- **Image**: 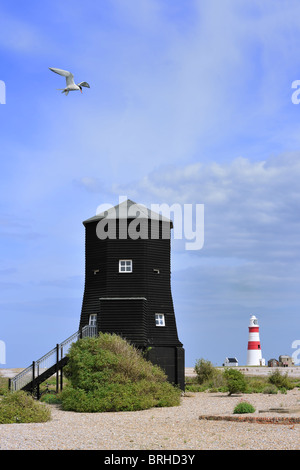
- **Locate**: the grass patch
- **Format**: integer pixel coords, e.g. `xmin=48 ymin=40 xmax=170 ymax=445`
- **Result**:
xmin=0 ymin=376 xmax=8 ymax=395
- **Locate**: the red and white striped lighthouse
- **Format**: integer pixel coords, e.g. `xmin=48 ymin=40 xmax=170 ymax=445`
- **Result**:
xmin=246 ymin=315 xmax=262 ymax=366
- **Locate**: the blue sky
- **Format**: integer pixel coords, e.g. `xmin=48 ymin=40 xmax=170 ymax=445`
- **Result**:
xmin=1 ymin=0 xmax=300 ymax=368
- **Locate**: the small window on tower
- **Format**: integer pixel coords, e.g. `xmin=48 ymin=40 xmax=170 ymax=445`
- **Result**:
xmin=119 ymin=260 xmax=133 ymax=273
xmin=89 ymin=314 xmax=97 ymax=326
xmin=155 ymin=313 xmax=165 ymax=327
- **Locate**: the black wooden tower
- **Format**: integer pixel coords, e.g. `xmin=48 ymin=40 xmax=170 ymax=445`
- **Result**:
xmin=79 ymin=199 xmax=185 ymax=389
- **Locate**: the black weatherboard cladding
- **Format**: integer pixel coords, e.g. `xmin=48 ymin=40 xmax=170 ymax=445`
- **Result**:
xmin=79 ymin=200 xmax=185 ymax=389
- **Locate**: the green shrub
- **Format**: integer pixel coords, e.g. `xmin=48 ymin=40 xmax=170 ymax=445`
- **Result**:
xmin=193 ymin=359 xmax=227 ymax=392
xmin=60 ymin=333 xmax=181 ymax=412
xmin=245 ymin=376 xmax=268 ymax=393
xmin=262 ymin=384 xmax=278 ymax=394
xmin=209 ymin=369 xmax=227 ymax=390
xmin=268 ymin=370 xmax=293 ymax=390
xmin=233 ymin=401 xmax=255 ymax=414
xmin=194 ymin=358 xmax=215 ymax=384
xmin=224 ymin=368 xmax=247 ymax=395
xmin=0 ymin=391 xmax=51 ymax=423
xmin=40 ymin=393 xmax=62 ymax=404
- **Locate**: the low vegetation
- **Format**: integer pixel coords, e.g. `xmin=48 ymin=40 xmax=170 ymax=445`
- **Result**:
xmin=191 ymin=359 xmax=227 ymax=392
xmin=267 ymin=370 xmax=294 ymax=392
xmin=0 ymin=377 xmax=7 ymax=395
xmin=233 ymin=401 xmax=256 ymax=414
xmin=60 ymin=333 xmax=181 ymax=412
xmin=0 ymin=351 xmax=298 ymax=422
xmin=224 ymin=368 xmax=247 ymax=395
xmin=0 ymin=391 xmax=51 ymax=424
xmin=186 ymin=358 xmax=300 ymax=395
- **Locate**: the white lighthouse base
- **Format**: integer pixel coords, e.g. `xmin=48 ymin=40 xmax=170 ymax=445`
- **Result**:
xmin=247 ymin=350 xmax=262 ymax=366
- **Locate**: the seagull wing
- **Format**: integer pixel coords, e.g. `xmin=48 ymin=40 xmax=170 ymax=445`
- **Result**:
xmin=49 ymin=67 xmax=75 ymax=87
xmin=77 ymin=81 xmax=90 ymax=88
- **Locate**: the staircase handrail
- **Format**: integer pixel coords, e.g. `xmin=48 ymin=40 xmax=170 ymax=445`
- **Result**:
xmin=9 ymin=324 xmax=97 ymax=392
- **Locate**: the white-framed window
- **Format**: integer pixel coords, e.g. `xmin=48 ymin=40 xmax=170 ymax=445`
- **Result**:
xmin=89 ymin=314 xmax=97 ymax=326
xmin=155 ymin=313 xmax=165 ymax=327
xmin=119 ymin=259 xmax=133 ymax=273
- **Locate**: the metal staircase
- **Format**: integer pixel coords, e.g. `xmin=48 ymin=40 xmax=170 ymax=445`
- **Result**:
xmin=9 ymin=325 xmax=97 ymax=398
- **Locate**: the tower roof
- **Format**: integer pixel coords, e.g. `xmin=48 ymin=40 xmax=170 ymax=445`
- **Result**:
xmin=83 ymin=199 xmax=173 ymax=227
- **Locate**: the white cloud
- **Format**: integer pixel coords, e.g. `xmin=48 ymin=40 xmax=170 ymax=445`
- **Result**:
xmin=111 ymin=152 xmax=300 ymax=266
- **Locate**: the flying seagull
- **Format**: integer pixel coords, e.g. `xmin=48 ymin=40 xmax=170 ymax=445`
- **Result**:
xmin=49 ymin=67 xmax=90 ymax=95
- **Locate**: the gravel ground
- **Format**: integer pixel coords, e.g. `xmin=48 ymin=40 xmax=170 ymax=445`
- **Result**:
xmin=0 ymin=390 xmax=299 ymax=451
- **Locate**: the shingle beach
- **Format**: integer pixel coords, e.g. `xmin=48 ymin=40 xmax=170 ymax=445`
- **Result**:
xmin=0 ymin=388 xmax=299 ymax=450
